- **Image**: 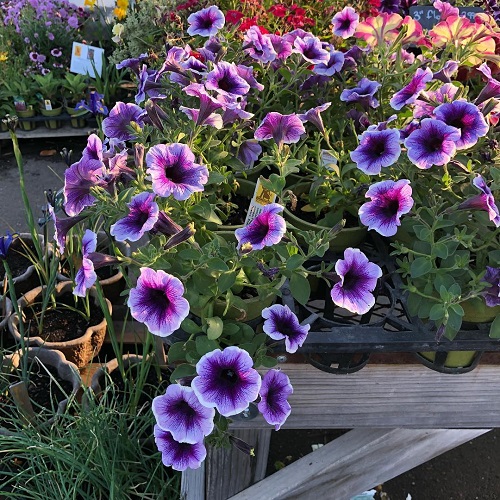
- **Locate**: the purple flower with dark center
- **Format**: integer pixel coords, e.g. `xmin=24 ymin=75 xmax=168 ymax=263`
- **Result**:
xmin=350 ymin=128 xmax=401 ymax=175
xmin=63 ymin=157 xmax=107 ymax=216
xmin=475 ymin=63 xmax=500 ymax=106
xmin=340 ymin=78 xmax=381 ymax=110
xmin=116 ymin=53 xmax=149 ymax=75
xmin=298 ymin=103 xmax=331 ymax=136
xmin=458 ymin=175 xmax=500 ymax=227
xmin=191 ymin=347 xmax=262 ymax=417
xmin=183 ymin=82 xmax=224 ymax=126
xmin=110 ymin=192 xmax=159 ymax=242
xmin=313 ymin=48 xmax=345 ymax=76
xmin=413 ymin=83 xmax=459 ymax=119
xmin=262 ymin=304 xmax=310 ymax=353
xmin=0 ymin=231 xmax=15 ymax=259
xmin=254 ymin=112 xmax=305 ymax=149
xmin=258 ymin=369 xmax=293 ymax=430
xmin=237 ymin=140 xmax=262 ymax=169
xmin=152 ymin=385 xmax=215 ymax=444
xmin=205 ymin=62 xmax=250 ymax=98
xmin=128 ymin=267 xmax=190 ymax=337
xmin=268 ymin=34 xmax=293 ymax=60
xmin=331 ymin=7 xmax=359 ymax=38
xmin=102 ymin=102 xmax=145 ymax=142
xmin=187 ymin=6 xmax=225 ymax=37
xmin=358 ymin=180 xmax=414 ymax=237
xmin=29 ymin=51 xmax=39 ymax=62
xmin=74 ymin=230 xmax=98 ymax=297
xmin=434 ymin=101 xmax=489 ymax=150
xmin=146 ymin=143 xmax=209 ymax=200
xmin=154 ymin=426 xmax=206 ymax=471
xmin=243 ymin=26 xmax=277 ymax=63
xmin=179 ymin=107 xmax=223 ymax=129
xmin=51 ymin=48 xmax=62 ymax=57
xmin=482 ymin=267 xmax=500 ymax=307
xmin=390 ymin=67 xmax=433 ymax=110
xmin=293 ymin=35 xmax=330 ymax=65
xmin=404 ymin=118 xmax=460 ymax=169
xmin=235 ymin=203 xmax=286 ymax=251
xmin=330 ymin=247 xmax=382 ymax=315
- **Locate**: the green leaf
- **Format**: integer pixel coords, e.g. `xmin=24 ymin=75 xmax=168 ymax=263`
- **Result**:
xmin=429 ymin=304 xmax=445 ymax=321
xmin=259 ymin=174 xmax=285 ymax=195
xmin=167 ymin=342 xmax=187 ymax=363
xmin=178 ymin=248 xmax=200 ymax=260
xmin=406 ymin=292 xmax=422 ymax=317
xmin=206 ymin=258 xmax=229 ymax=272
xmin=257 ymin=355 xmax=278 ymax=368
xmin=489 ymin=315 xmax=500 ymax=338
xmin=206 ymin=316 xmax=224 ymax=340
xmin=218 ymin=271 xmax=237 ymax=293
xmin=286 ymin=254 xmax=305 ymax=270
xmin=447 ymin=307 xmax=463 ymax=332
xmin=195 ymin=336 xmax=219 ymax=356
xmin=289 ymin=273 xmax=311 ymax=305
xmin=410 ymin=257 xmax=432 ymax=278
xmin=223 ymin=322 xmax=240 ymax=335
xmin=169 ymin=363 xmax=196 ymax=383
xmin=181 ymin=318 xmax=202 ymax=335
xmin=433 ymin=242 xmax=448 ymax=259
xmin=191 ymin=199 xmax=223 ymax=224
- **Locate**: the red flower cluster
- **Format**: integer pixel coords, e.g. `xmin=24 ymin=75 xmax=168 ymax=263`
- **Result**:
xmin=176 ymin=0 xmax=198 ymax=12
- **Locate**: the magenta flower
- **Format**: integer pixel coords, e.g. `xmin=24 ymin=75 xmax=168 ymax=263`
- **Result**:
xmin=350 ymin=128 xmax=401 ymax=175
xmin=258 ymin=369 xmax=293 ymax=430
xmin=152 ymin=385 xmax=215 ymax=444
xmin=268 ymin=34 xmax=293 ymax=60
xmin=458 ymin=175 xmax=500 ymax=227
xmin=298 ymin=103 xmax=331 ymax=136
xmin=187 ymin=6 xmax=225 ymax=37
xmin=146 ymin=143 xmax=209 ymax=200
xmin=191 ymin=347 xmax=262 ymax=417
xmin=340 ymin=78 xmax=381 ymax=110
xmin=154 ymin=426 xmax=207 ymax=471
xmin=128 ymin=268 xmax=190 ymax=337
xmin=73 ymin=230 xmax=98 ymax=297
xmin=102 ymin=102 xmax=145 ymax=142
xmin=434 ymin=101 xmax=489 ymax=150
xmin=293 ymin=35 xmax=330 ymax=65
xmin=390 ymin=68 xmax=433 ymax=110
xmin=331 ymin=7 xmax=359 ymax=38
xmin=262 ymin=304 xmax=310 ymax=353
xmin=330 ymin=248 xmax=382 ymax=315
xmin=404 ymin=118 xmax=460 ymax=169
xmin=110 ymin=192 xmax=159 ymax=242
xmin=183 ymin=82 xmax=223 ymax=126
xmin=358 ymin=180 xmax=414 ymax=237
xmin=205 ymin=62 xmax=250 ymax=98
xmin=482 ymin=267 xmax=500 ymax=307
xmin=254 ymin=112 xmax=305 ymax=149
xmin=235 ymin=203 xmax=286 ymax=251
xmin=179 ymin=107 xmax=223 ymax=129
xmin=243 ymin=26 xmax=277 ymax=63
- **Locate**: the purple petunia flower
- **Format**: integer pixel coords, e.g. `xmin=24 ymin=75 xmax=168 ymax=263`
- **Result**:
xmin=154 ymin=426 xmax=206 ymax=471
xmin=146 ymin=143 xmax=209 ymax=200
xmin=298 ymin=103 xmax=331 ymax=136
xmin=128 ymin=267 xmax=190 ymax=337
xmin=413 ymin=83 xmax=459 ymax=119
xmin=237 ymin=140 xmax=262 ymax=169
xmin=110 ymin=192 xmax=159 ymax=242
xmin=50 ymin=48 xmax=62 ymax=57
xmin=254 ymin=112 xmax=305 ymax=149
xmin=235 ymin=203 xmax=286 ymax=251
xmin=262 ymin=304 xmax=310 ymax=353
xmin=350 ymin=128 xmax=401 ymax=175
xmin=268 ymin=34 xmax=293 ymax=60
xmin=258 ymin=369 xmax=293 ymax=431
xmin=313 ymin=48 xmax=345 ymax=76
xmin=482 ymin=267 xmax=500 ymax=307
xmin=0 ymin=231 xmax=15 ymax=259
xmin=293 ymin=35 xmax=330 ymax=65
xmin=358 ymin=180 xmax=414 ymax=237
xmin=152 ymin=385 xmax=215 ymax=444
xmin=50 ymin=207 xmax=86 ymax=254
xmin=179 ymin=107 xmax=223 ymax=129
xmin=205 ymin=62 xmax=250 ymax=98
xmin=390 ymin=67 xmax=433 ymax=110
xmin=330 ymin=247 xmax=382 ymax=315
xmin=183 ymin=82 xmax=224 ymax=126
xmin=340 ymin=78 xmax=381 ymax=110
xmin=102 ymin=102 xmax=145 ymax=142
xmin=458 ymin=175 xmax=500 ymax=227
xmin=433 ymin=60 xmax=459 ymax=83
xmin=404 ymin=118 xmax=460 ymax=169
xmin=331 ymin=7 xmax=359 ymax=38
xmin=475 ymin=63 xmax=500 ymax=106
xmin=116 ymin=53 xmax=149 ymax=75
xmin=74 ymin=230 xmax=98 ymax=297
xmin=235 ymin=65 xmax=264 ymax=91
xmin=243 ymin=26 xmax=277 ymax=63
xmin=191 ymin=347 xmax=261 ymax=417
xmin=434 ymin=101 xmax=489 ymax=150
xmin=187 ymin=6 xmax=225 ymax=37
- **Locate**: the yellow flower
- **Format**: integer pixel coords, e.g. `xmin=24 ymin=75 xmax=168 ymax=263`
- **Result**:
xmin=116 ymin=0 xmax=128 ymax=8
xmin=0 ymin=52 xmax=8 ymax=62
xmin=84 ymin=0 xmax=96 ymax=9
xmin=113 ymin=7 xmax=127 ymax=20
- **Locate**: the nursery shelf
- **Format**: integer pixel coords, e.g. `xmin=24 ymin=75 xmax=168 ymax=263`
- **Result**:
xmin=0 ymin=123 xmax=94 ymax=140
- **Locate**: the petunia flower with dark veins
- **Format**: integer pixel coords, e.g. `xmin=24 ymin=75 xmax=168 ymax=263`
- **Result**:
xmin=340 ymin=78 xmax=381 ymax=110
xmin=390 ymin=67 xmax=433 ymax=110
xmin=243 ymin=26 xmax=277 ymax=63
xmin=73 ymin=229 xmax=98 ymax=297
xmin=110 ymin=192 xmax=159 ymax=242
xmin=330 ymin=247 xmax=382 ymax=315
xmin=187 ymin=6 xmax=225 ymax=37
xmin=358 ymin=179 xmax=414 ymax=237
xmin=152 ymin=385 xmax=215 ymax=444
xmin=331 ymin=7 xmax=359 ymax=38
xmin=128 ymin=267 xmax=190 ymax=337
xmin=192 ymin=347 xmax=261 ymax=417
xmin=298 ymin=102 xmax=331 ymax=136
xmin=458 ymin=175 xmax=500 ymax=227
xmin=482 ymin=267 xmax=500 ymax=307
xmin=254 ymin=112 xmax=305 ymax=149
xmin=257 ymin=369 xmax=293 ymax=430
xmin=102 ymin=102 xmax=145 ymax=142
xmin=146 ymin=143 xmax=209 ymax=201
xmin=262 ymin=304 xmax=310 ymax=353
xmin=205 ymin=62 xmax=250 ymax=99
xmin=292 ymin=35 xmax=330 ymax=65
xmin=313 ymin=47 xmax=345 ymax=76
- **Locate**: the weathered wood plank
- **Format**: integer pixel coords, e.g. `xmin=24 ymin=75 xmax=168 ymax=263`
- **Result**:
xmin=229 ymin=364 xmax=500 ymax=429
xmin=181 ymin=463 xmax=205 ymax=500
xmin=230 ymin=428 xmax=490 ymax=500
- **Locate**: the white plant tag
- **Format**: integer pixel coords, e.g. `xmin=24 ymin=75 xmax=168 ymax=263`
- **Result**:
xmin=44 ymin=99 xmax=52 ymax=111
xmin=244 ymin=177 xmax=277 ymax=226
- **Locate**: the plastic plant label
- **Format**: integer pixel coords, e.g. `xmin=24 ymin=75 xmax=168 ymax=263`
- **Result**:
xmin=44 ymin=99 xmax=52 ymax=111
xmin=244 ymin=177 xmax=277 ymax=226
xmin=349 ymin=490 xmax=377 ymax=500
xmin=70 ymin=42 xmax=104 ymax=78
xmin=13 ymin=97 xmax=26 ymax=111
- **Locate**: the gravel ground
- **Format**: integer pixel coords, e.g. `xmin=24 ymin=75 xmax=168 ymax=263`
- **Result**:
xmin=1 ymin=135 xmax=500 ymax=500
